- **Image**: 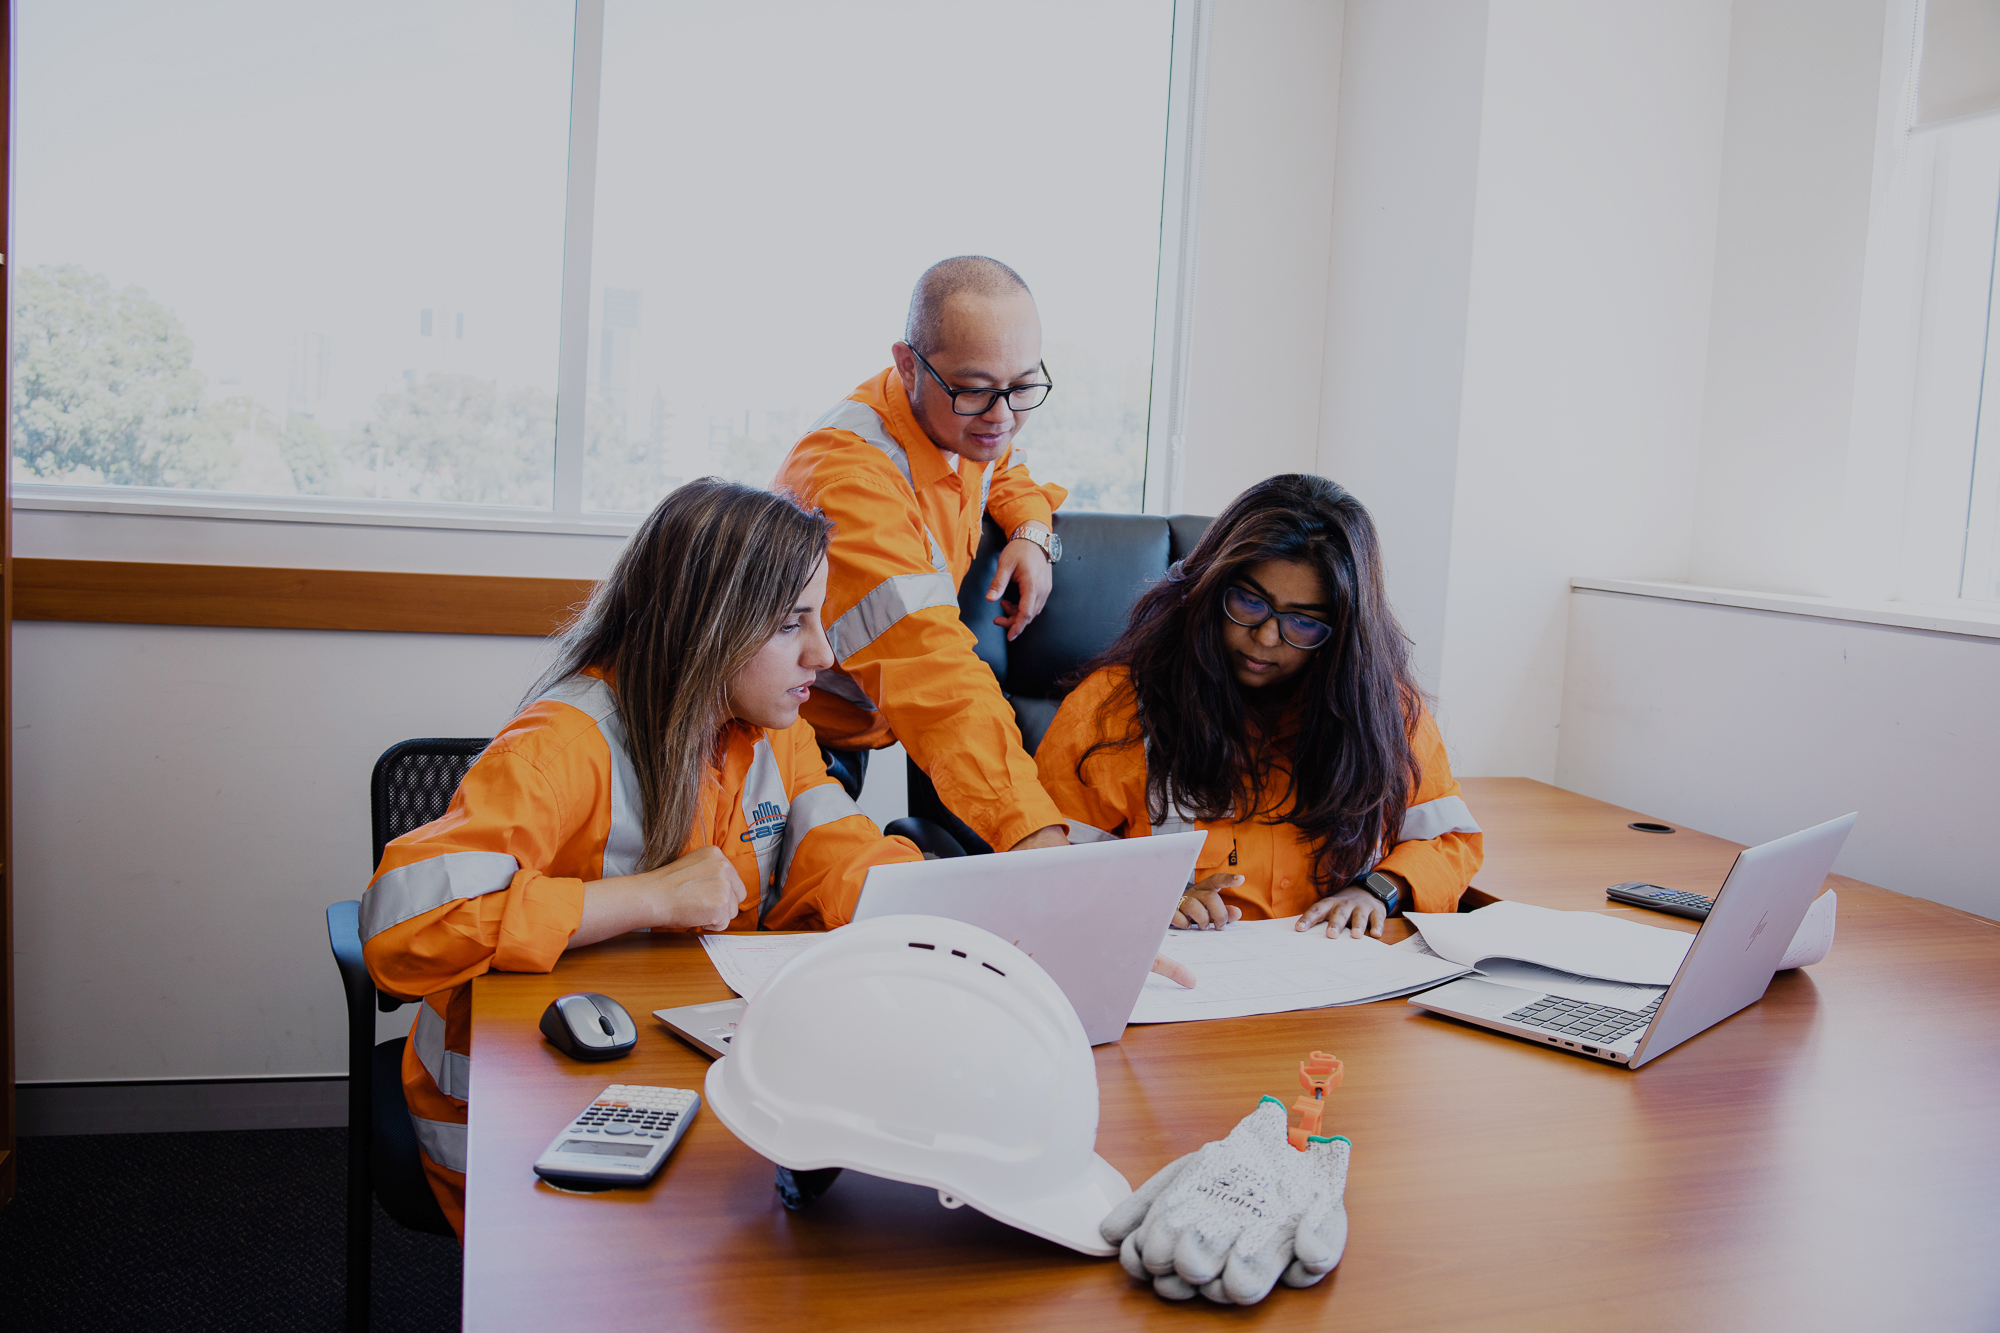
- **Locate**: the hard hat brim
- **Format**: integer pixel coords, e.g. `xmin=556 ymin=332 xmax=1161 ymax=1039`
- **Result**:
xmin=966 ymin=1150 xmax=1130 ymax=1257
xmin=705 ymin=1057 xmax=1130 ymax=1257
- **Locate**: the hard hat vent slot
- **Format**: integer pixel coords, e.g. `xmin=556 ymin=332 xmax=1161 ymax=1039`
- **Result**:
xmin=908 ymin=942 xmax=935 ymax=950
xmin=982 ymin=962 xmax=1006 ymax=976
xmin=951 ymin=949 xmax=967 ymax=957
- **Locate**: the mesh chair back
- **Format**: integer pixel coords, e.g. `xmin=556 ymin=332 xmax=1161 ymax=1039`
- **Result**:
xmin=907 ymin=512 xmax=1212 ymax=852
xmin=957 ymin=512 xmax=1213 ymax=753
xmin=370 ymin=738 xmax=490 ymax=873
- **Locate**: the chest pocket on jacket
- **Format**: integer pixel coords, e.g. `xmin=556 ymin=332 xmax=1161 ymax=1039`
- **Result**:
xmin=738 ymin=739 xmax=790 ymax=890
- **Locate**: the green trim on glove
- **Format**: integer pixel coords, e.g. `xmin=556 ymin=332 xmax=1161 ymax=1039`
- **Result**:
xmin=1260 ymin=1095 xmax=1352 ymax=1146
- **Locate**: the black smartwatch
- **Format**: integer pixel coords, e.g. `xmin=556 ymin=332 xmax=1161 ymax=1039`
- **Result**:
xmin=1356 ymin=870 xmax=1402 ymax=916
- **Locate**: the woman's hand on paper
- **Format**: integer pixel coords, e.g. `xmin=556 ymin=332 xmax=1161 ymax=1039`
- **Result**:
xmin=1150 ymin=954 xmax=1197 ymax=988
xmin=1300 ymin=886 xmax=1386 ymax=939
xmin=1173 ymin=874 xmax=1245 ymax=931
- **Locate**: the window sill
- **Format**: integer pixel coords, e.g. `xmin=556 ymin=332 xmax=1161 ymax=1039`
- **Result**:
xmin=10 ymin=485 xmax=643 ymax=539
xmin=1569 ymin=577 xmax=2000 ymax=641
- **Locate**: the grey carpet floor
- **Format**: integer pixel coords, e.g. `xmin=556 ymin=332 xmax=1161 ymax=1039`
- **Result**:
xmin=0 ymin=1128 xmax=460 ymax=1331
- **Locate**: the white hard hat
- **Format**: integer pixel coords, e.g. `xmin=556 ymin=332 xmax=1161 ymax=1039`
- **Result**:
xmin=704 ymin=913 xmax=1130 ymax=1256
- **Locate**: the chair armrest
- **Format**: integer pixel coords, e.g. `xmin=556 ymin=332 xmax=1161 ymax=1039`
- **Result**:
xmin=884 ymin=817 xmax=968 ymax=859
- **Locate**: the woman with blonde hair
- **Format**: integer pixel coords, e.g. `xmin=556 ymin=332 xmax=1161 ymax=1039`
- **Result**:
xmin=361 ymin=478 xmax=923 ymax=1233
xmin=1037 ymin=474 xmax=1481 ymax=937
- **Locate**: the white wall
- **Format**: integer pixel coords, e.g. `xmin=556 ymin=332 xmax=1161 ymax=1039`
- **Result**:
xmin=1689 ymin=0 xmax=1907 ymax=597
xmin=1175 ymin=0 xmax=1346 ymax=510
xmin=1315 ymin=0 xmax=1491 ymax=692
xmin=11 ymin=620 xmax=555 ymax=1081
xmin=1430 ymin=0 xmax=1733 ymax=778
xmin=1319 ymin=0 xmax=1733 ymax=776
xmin=1556 ymin=588 xmax=2000 ymax=920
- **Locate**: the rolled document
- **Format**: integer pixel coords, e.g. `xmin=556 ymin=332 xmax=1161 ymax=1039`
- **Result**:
xmin=1777 ymin=889 xmax=1837 ymax=970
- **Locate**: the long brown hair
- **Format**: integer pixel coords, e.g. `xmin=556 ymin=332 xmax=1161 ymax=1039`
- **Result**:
xmin=533 ymin=479 xmax=833 ymax=870
xmin=1081 ymin=474 xmax=1421 ymax=894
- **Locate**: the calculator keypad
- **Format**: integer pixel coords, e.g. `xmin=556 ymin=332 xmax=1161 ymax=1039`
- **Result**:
xmin=571 ymin=1084 xmax=696 ymax=1141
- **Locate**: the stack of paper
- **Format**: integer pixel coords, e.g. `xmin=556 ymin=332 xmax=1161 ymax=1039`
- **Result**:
xmin=1128 ymin=917 xmax=1471 ymax=1024
xmin=1775 ymin=890 xmax=1837 ymax=969
xmin=1403 ymin=892 xmax=1839 ymax=989
xmin=700 ymin=933 xmax=824 ymax=999
xmin=1394 ymin=934 xmax=1665 ymax=1010
xmin=1403 ymin=900 xmax=1693 ymax=985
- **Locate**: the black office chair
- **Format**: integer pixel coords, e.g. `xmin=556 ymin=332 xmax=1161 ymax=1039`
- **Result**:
xmin=326 ymin=737 xmax=489 ymax=1331
xmin=908 ymin=511 xmax=1212 ymax=853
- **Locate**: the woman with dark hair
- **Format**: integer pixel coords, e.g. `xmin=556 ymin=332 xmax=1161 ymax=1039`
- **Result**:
xmin=361 ymin=479 xmax=924 ymax=1234
xmin=1036 ymin=474 xmax=1481 ymax=937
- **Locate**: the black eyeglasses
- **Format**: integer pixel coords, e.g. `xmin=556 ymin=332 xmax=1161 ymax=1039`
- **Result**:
xmin=906 ymin=344 xmax=1053 ymax=415
xmin=1222 ymin=585 xmax=1333 ymax=651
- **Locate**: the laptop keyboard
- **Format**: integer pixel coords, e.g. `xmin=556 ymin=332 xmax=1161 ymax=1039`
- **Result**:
xmin=1506 ymin=992 xmax=1663 ymax=1043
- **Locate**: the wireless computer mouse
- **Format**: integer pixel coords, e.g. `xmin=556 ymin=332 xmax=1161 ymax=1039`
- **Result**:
xmin=539 ymin=991 xmax=639 ymax=1061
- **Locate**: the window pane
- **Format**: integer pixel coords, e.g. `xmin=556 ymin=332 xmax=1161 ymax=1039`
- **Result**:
xmin=11 ymin=0 xmax=573 ymax=507
xmin=585 ymin=0 xmax=1173 ymax=514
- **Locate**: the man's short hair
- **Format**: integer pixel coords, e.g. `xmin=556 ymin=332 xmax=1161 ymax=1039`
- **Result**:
xmin=903 ymin=256 xmax=1032 ymax=354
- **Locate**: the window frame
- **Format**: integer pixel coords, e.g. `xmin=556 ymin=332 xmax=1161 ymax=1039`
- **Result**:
xmin=9 ymin=0 xmax=1211 ymax=547
xmin=1899 ymin=110 xmax=2000 ymax=608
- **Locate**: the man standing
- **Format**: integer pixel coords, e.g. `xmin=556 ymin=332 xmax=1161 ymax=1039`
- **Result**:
xmin=773 ymin=256 xmax=1069 ymax=853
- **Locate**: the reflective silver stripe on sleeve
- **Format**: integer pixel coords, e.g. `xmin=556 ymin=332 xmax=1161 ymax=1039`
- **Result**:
xmin=533 ymin=675 xmax=645 ymax=877
xmin=769 ymin=781 xmax=866 ymax=919
xmin=360 ymin=850 xmax=521 ymax=942
xmin=412 ymin=1115 xmax=467 ymax=1174
xmin=740 ymin=738 xmax=789 ymax=898
xmin=1399 ymin=795 xmax=1482 ymax=843
xmin=414 ymin=1001 xmax=472 ymax=1102
xmin=812 ymin=667 xmax=878 ymax=712
xmin=1066 ymin=820 xmax=1117 ymax=845
xmin=826 ymin=569 xmax=960 ymax=660
xmin=926 ymin=527 xmax=948 ymax=573
xmin=810 ymin=399 xmax=913 ymax=490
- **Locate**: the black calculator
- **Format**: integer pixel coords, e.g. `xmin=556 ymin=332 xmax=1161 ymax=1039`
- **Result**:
xmin=1605 ymin=881 xmax=1715 ymax=921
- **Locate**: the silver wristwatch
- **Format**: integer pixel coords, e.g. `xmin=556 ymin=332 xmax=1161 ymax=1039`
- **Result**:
xmin=1010 ymin=522 xmax=1062 ymax=563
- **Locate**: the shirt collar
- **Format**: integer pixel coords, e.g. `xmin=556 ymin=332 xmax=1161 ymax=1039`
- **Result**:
xmin=879 ymin=368 xmax=958 ymax=492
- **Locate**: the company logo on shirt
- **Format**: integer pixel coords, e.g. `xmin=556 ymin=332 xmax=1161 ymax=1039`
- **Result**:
xmin=741 ymin=800 xmax=788 ymax=846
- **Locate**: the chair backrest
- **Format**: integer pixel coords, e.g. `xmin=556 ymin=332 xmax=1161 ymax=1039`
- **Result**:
xmin=369 ymin=738 xmax=491 ymax=873
xmin=959 ymin=511 xmax=1211 ymax=754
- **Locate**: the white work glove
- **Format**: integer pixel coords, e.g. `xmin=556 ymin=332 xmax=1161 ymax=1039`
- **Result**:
xmin=1098 ymin=1097 xmax=1350 ymax=1305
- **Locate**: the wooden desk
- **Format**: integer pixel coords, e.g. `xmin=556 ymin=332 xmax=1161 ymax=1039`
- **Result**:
xmin=462 ymin=779 xmax=2000 ymax=1331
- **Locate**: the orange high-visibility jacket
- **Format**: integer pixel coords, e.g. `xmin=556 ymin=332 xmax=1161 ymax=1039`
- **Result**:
xmin=359 ymin=672 xmax=920 ymax=1233
xmin=773 ymin=367 xmax=1070 ymax=852
xmin=1035 ymin=667 xmax=1483 ymax=918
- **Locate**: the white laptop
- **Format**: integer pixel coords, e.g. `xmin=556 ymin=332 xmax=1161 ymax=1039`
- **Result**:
xmin=853 ymin=831 xmax=1207 ymax=1044
xmin=1407 ymin=813 xmax=1856 ymax=1069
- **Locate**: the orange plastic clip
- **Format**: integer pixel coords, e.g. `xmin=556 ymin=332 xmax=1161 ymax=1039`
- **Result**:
xmin=1287 ymin=1051 xmax=1345 ymax=1150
